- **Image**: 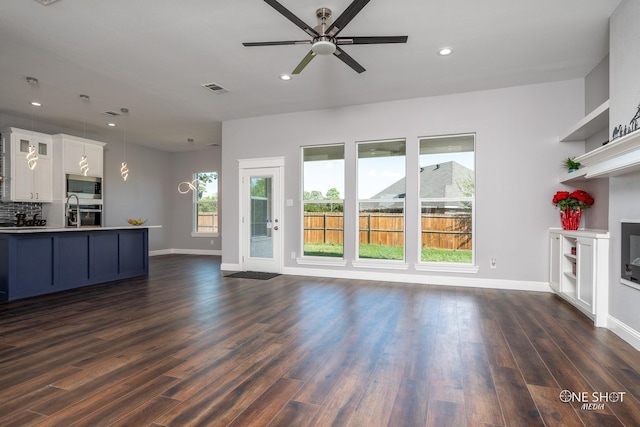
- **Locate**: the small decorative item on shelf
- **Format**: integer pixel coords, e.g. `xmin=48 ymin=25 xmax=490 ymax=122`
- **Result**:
xmin=127 ymin=218 xmax=147 ymax=226
xmin=552 ymin=190 xmax=595 ymax=230
xmin=563 ymin=157 xmax=581 ymax=173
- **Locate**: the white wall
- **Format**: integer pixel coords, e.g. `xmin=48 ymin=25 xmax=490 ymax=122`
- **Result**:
xmin=222 ymin=79 xmax=585 ymax=287
xmin=608 ymin=0 xmax=640 ymax=337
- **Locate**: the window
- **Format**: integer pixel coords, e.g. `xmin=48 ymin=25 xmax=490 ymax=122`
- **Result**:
xmin=357 ymin=139 xmax=406 ymax=261
xmin=302 ymin=145 xmax=344 ymax=257
xmin=193 ymin=172 xmax=218 ymax=234
xmin=419 ymin=134 xmax=474 ymax=264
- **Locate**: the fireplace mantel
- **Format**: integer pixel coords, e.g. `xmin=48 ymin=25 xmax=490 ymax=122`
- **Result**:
xmin=575 ymin=130 xmax=640 ymax=179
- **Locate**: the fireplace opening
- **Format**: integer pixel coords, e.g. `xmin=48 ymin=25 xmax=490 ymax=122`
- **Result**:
xmin=621 ymin=222 xmax=640 ymax=287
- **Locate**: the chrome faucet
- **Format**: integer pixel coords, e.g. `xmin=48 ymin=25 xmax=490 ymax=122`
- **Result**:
xmin=66 ymin=194 xmax=80 ymax=228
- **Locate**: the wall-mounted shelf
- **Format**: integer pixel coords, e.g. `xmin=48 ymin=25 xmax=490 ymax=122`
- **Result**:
xmin=575 ymin=129 xmax=640 ymax=178
xmin=559 ymin=100 xmax=609 ymax=142
xmin=559 ymin=168 xmax=588 ymax=184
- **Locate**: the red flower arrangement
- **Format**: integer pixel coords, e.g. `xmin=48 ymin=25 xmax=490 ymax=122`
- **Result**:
xmin=552 ymin=190 xmax=594 ymax=211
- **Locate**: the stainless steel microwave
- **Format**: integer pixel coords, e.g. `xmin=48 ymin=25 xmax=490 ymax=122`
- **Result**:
xmin=66 ymin=174 xmax=102 ymax=199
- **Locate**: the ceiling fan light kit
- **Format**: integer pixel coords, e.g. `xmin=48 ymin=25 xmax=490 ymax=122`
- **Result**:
xmin=312 ymin=40 xmax=336 ymax=55
xmin=243 ymin=0 xmax=408 ymax=75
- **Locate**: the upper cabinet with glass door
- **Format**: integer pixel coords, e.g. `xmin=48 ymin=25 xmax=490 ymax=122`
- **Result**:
xmin=1 ymin=127 xmax=53 ymax=202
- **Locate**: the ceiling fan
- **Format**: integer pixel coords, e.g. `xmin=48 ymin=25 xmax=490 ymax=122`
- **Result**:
xmin=243 ymin=0 xmax=408 ymax=74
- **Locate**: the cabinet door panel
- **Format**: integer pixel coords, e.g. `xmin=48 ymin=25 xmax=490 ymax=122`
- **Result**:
xmin=90 ymin=233 xmax=119 ymax=282
xmin=57 ymin=234 xmax=90 ymax=289
xmin=12 ymin=155 xmax=34 ymax=201
xmin=63 ymin=140 xmax=84 ymax=175
xmin=549 ymin=234 xmax=560 ymax=292
xmin=119 ymin=231 xmax=147 ymax=276
xmin=84 ymin=144 xmax=103 ymax=177
xmin=34 ymin=157 xmax=53 ymax=202
xmin=15 ymin=237 xmax=54 ymax=298
xmin=576 ymin=239 xmax=595 ymax=312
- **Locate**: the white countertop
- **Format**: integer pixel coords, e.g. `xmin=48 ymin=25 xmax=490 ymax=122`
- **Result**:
xmin=0 ymin=225 xmax=162 ymax=234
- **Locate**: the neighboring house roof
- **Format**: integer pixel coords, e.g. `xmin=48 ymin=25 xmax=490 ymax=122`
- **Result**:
xmin=371 ymin=161 xmax=473 ymax=199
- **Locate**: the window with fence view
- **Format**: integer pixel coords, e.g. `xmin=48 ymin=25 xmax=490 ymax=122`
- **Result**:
xmin=303 ymin=145 xmax=344 ymax=257
xmin=194 ymin=172 xmax=218 ymax=233
xmin=357 ymin=139 xmax=406 ymax=261
xmin=419 ymin=134 xmax=474 ymax=263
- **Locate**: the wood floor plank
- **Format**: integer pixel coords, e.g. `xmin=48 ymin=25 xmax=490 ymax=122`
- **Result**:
xmin=267 ymin=400 xmax=318 ymax=427
xmin=387 ymin=377 xmax=430 ymax=427
xmin=0 ymin=255 xmax=638 ymax=426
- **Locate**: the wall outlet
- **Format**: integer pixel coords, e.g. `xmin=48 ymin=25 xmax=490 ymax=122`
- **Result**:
xmin=210 ymin=239 xmax=214 ymax=245
xmin=291 ymin=251 xmax=296 ymax=259
xmin=490 ymin=258 xmax=497 ymax=269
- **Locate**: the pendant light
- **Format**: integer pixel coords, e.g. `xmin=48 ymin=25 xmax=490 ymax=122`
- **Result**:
xmin=79 ymin=94 xmax=90 ymax=176
xmin=26 ymin=77 xmax=40 ymax=170
xmin=120 ymin=108 xmax=129 ymax=181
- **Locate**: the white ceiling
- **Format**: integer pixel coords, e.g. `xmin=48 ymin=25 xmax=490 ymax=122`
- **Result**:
xmin=0 ymin=0 xmax=621 ymax=151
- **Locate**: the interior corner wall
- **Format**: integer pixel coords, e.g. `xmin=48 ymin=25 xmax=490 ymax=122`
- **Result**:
xmin=608 ymin=0 xmax=640 ymax=335
xmin=167 ymin=147 xmax=222 ymax=252
xmin=221 ymin=79 xmax=585 ymax=285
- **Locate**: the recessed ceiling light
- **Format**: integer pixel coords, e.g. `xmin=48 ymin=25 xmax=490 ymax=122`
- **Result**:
xmin=108 ymin=123 xmax=116 ymax=127
xmin=280 ymin=74 xmax=292 ymax=81
xmin=438 ymin=47 xmax=453 ymax=56
xmin=30 ymin=101 xmax=42 ymax=107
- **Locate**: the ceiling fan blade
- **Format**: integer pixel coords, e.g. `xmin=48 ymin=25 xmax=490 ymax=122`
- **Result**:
xmin=263 ymin=0 xmax=319 ymax=37
xmin=326 ymin=0 xmax=371 ymax=37
xmin=333 ymin=46 xmax=365 ymax=73
xmin=243 ymin=40 xmax=311 ymax=47
xmin=337 ymin=36 xmax=408 ymax=45
xmin=292 ymin=51 xmax=316 ymax=74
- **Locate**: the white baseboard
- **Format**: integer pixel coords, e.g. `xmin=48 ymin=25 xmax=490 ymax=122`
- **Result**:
xmin=281 ymin=265 xmax=552 ymax=292
xmin=220 ymin=262 xmax=242 ymax=272
xmin=608 ymin=315 xmax=640 ymax=351
xmin=149 ymin=248 xmax=222 ymax=257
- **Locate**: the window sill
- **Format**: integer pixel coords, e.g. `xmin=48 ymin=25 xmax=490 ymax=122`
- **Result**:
xmin=414 ymin=263 xmax=479 ymax=274
xmin=352 ymin=260 xmax=409 ymax=270
xmin=191 ymin=232 xmax=219 ymax=238
xmin=296 ymin=257 xmax=347 ymax=267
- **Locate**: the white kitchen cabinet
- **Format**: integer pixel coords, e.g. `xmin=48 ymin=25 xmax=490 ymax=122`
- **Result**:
xmin=56 ymin=136 xmax=104 ymax=177
xmin=1 ymin=127 xmax=53 ymax=202
xmin=549 ymin=228 xmax=609 ymax=327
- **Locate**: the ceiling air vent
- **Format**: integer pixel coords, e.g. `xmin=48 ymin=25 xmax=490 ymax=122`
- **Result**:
xmin=201 ymin=82 xmax=229 ymax=94
xmin=103 ymin=111 xmax=121 ymax=117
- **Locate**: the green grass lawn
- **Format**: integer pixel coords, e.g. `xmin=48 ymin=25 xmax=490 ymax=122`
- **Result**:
xmin=303 ymin=243 xmax=472 ymax=263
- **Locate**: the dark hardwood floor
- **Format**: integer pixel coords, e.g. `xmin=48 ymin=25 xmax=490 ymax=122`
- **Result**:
xmin=1 ymin=254 xmax=639 ymax=426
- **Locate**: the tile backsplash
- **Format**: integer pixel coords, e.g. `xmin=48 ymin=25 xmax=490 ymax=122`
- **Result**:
xmin=0 ymin=202 xmax=43 ymax=224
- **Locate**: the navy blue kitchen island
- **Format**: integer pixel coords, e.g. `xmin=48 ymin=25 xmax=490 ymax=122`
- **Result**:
xmin=0 ymin=226 xmax=155 ymax=301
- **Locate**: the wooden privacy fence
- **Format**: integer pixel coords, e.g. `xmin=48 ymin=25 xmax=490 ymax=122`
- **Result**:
xmin=197 ymin=213 xmax=218 ymax=232
xmin=304 ymin=212 xmax=471 ymax=250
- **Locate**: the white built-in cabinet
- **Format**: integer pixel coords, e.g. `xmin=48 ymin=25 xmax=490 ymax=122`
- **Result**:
xmin=1 ymin=127 xmax=53 ymax=202
xmin=52 ymin=134 xmax=104 ymax=178
xmin=549 ymin=228 xmax=609 ymax=327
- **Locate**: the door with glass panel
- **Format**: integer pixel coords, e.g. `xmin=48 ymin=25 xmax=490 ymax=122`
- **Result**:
xmin=241 ymin=167 xmax=282 ymax=273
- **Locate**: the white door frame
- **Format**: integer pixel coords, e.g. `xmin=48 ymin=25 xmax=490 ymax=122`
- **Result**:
xmin=238 ymin=157 xmax=285 ymax=273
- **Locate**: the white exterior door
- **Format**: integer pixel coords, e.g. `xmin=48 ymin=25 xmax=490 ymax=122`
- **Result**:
xmin=240 ymin=165 xmax=283 ymax=273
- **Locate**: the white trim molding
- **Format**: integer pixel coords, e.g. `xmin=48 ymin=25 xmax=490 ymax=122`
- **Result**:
xmin=608 ymin=315 xmax=640 ymax=351
xmin=281 ymin=265 xmax=551 ymax=292
xmin=238 ymin=156 xmax=285 ymax=169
